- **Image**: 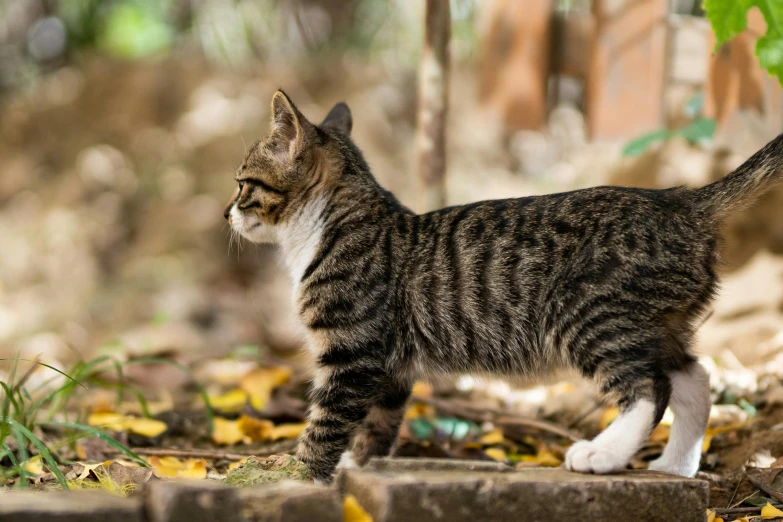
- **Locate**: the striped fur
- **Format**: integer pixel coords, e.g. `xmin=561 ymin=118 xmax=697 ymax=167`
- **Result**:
xmin=226 ymin=90 xmax=783 ymax=481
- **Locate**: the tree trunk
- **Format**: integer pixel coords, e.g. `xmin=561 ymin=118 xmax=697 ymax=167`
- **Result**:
xmin=416 ymin=0 xmax=450 ymax=212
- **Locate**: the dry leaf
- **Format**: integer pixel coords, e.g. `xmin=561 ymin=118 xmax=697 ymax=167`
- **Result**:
xmin=706 ymin=509 xmax=715 ymax=522
xmin=702 ymin=419 xmax=759 ymax=452
xmin=599 ymin=407 xmax=619 ymax=430
xmin=209 ymin=388 xmax=248 ymax=413
xmin=238 ymin=415 xmax=274 ymax=441
xmin=485 ymin=447 xmax=508 ymax=462
xmin=268 ymin=423 xmax=307 ymax=441
xmin=212 ymin=417 xmax=247 ymax=445
xmin=74 ymin=461 xmax=113 ymax=481
xmin=125 ymin=417 xmax=167 ymax=438
xmin=148 ymin=456 xmax=207 ymax=479
xmin=649 ymin=424 xmax=670 ymax=442
xmin=87 ymin=412 xmax=129 ymax=432
xmin=87 ymin=412 xmax=167 ymax=438
xmin=240 ymin=366 xmax=292 ymax=410
xmin=762 ymin=502 xmax=783 ymax=518
xmin=411 ymin=381 xmax=433 ymax=398
xmin=23 ymin=456 xmax=44 ymax=476
xmin=228 ymin=457 xmax=249 ymax=472
xmin=344 ymin=494 xmax=373 ymax=522
xmin=479 ymin=428 xmax=505 ymax=445
xmin=404 ymin=403 xmax=435 ymax=420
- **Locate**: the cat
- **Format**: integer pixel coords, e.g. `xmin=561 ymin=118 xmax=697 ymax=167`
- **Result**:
xmin=225 ymin=90 xmax=783 ymax=482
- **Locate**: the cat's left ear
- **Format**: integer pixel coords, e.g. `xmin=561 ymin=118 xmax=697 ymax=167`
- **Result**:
xmin=320 ymin=102 xmax=352 ymax=135
xmin=269 ymin=90 xmax=314 ymax=160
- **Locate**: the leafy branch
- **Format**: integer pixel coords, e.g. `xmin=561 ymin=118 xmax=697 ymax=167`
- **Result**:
xmin=704 ymin=0 xmax=783 ymax=84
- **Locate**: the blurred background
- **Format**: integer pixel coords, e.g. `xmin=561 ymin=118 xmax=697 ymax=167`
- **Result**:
xmin=0 ymin=0 xmax=782 ymax=392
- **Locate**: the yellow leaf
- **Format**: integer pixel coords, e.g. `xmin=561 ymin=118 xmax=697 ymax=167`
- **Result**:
xmin=23 ymin=456 xmax=44 ymax=476
xmin=75 ymin=461 xmax=113 ymax=481
xmin=485 ymin=447 xmax=508 ymax=462
xmin=599 ymin=407 xmax=619 ymax=430
xmin=343 ymin=494 xmax=373 ymax=522
xmin=228 ymin=457 xmax=248 ymax=471
xmin=479 ymin=428 xmax=505 ymax=445
xmin=125 ymin=417 xmax=168 ymax=438
xmin=404 ymin=403 xmax=434 ymax=420
xmin=241 ymin=366 xmax=293 ymax=411
xmin=208 ymin=389 xmax=248 ymax=413
xmin=702 ymin=419 xmax=759 ymax=453
xmin=535 ymin=449 xmax=562 ymax=467
xmin=268 ymin=423 xmax=307 ymax=441
xmin=87 ymin=412 xmax=129 ymax=432
xmin=762 ymin=502 xmax=783 ymax=518
xmin=212 ymin=417 xmax=247 ymax=445
xmin=148 ymin=456 xmax=207 ymax=479
xmin=411 ymin=381 xmax=433 ymax=398
xmin=237 ymin=415 xmax=274 ymax=442
xmin=649 ymin=424 xmax=670 ymax=442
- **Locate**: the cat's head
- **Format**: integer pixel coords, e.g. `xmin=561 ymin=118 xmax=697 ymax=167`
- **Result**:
xmin=224 ymin=90 xmax=353 ymax=244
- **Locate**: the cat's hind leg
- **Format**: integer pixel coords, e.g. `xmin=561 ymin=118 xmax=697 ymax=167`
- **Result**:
xmin=338 ymin=379 xmax=411 ymax=469
xmin=565 ymin=375 xmax=671 ymax=474
xmin=647 ymin=362 xmax=710 ymax=477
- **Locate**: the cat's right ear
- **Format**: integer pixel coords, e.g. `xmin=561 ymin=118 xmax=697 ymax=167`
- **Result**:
xmin=320 ymin=102 xmax=352 ymax=135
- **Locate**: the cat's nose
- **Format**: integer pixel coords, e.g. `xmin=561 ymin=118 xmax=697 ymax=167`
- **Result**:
xmin=223 ymin=206 xmax=231 ymax=221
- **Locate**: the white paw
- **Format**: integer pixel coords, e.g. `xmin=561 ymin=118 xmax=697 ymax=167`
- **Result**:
xmin=564 ymin=440 xmax=629 ymax=474
xmin=647 ymin=456 xmax=698 ymax=477
xmin=336 ymin=451 xmax=359 ymax=470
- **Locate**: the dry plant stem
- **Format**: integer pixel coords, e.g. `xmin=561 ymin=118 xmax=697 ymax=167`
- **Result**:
xmin=712 ymin=506 xmax=762 ymax=515
xmin=413 ymin=396 xmax=581 ymax=442
xmin=104 ymin=440 xmax=297 ymax=461
xmin=416 ymin=0 xmax=450 ymax=211
xmin=746 ymin=473 xmax=783 ymax=504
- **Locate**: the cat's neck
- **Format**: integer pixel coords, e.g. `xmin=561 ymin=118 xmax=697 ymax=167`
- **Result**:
xmin=279 ymin=193 xmax=330 ymax=286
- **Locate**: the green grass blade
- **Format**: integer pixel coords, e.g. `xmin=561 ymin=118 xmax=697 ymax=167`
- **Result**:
xmin=2 ymin=417 xmax=68 ymax=489
xmin=12 ymin=428 xmax=29 ymax=488
xmin=42 ymin=422 xmax=148 ymax=467
xmin=0 ymin=358 xmax=87 ymax=388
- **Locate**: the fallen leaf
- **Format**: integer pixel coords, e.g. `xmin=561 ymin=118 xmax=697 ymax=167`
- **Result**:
xmin=228 ymin=457 xmax=249 ymax=472
xmin=238 ymin=415 xmax=274 ymax=441
xmin=87 ymin=412 xmax=168 ymax=438
xmin=762 ymin=502 xmax=783 ymax=518
xmin=404 ymin=403 xmax=435 ymax=420
xmin=702 ymin=419 xmax=759 ymax=452
xmin=74 ymin=461 xmax=113 ymax=481
xmin=212 ymin=417 xmax=247 ymax=445
xmin=241 ymin=366 xmax=292 ymax=410
xmin=411 ymin=381 xmax=433 ymax=398
xmin=103 ymin=462 xmax=154 ymax=488
xmin=87 ymin=412 xmax=128 ymax=432
xmin=706 ymin=509 xmax=715 ymax=522
xmin=344 ymin=494 xmax=373 ymax=522
xmin=268 ymin=423 xmax=307 ymax=441
xmin=125 ymin=417 xmax=167 ymax=438
xmin=485 ymin=447 xmax=508 ymax=462
xmin=23 ymin=456 xmax=44 ymax=476
xmin=209 ymin=388 xmax=248 ymax=413
xmin=599 ymin=407 xmax=619 ymax=430
xmin=148 ymin=456 xmax=207 ymax=479
xmin=649 ymin=424 xmax=670 ymax=442
xmin=479 ymin=428 xmax=505 ymax=445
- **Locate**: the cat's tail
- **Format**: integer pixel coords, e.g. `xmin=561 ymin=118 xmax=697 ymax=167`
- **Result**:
xmin=693 ymin=132 xmax=783 ymax=219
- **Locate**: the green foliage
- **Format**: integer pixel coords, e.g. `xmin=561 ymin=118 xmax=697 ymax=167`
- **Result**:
xmin=704 ymin=0 xmax=783 ymax=83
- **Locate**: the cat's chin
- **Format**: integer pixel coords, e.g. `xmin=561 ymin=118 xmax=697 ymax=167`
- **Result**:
xmin=239 ymin=224 xmax=279 ymax=244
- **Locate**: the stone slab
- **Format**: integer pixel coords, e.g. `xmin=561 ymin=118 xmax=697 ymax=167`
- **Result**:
xmin=0 ymin=491 xmax=144 ymax=522
xmin=343 ymin=467 xmax=709 ymax=522
xmin=145 ymin=480 xmax=240 ymax=522
xmin=236 ymin=481 xmax=342 ymax=522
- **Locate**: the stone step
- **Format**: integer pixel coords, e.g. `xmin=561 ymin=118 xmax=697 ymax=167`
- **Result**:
xmin=0 ymin=491 xmax=144 ymax=522
xmin=342 ymin=461 xmax=709 ymax=522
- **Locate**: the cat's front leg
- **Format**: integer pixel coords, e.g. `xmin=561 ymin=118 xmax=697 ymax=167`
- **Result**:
xmin=295 ymin=361 xmax=381 ymax=482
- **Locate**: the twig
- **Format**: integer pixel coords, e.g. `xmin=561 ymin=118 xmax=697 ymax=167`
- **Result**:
xmin=712 ymin=506 xmax=762 ymax=515
xmin=104 ymin=441 xmax=297 ymax=462
xmin=413 ymin=396 xmax=581 ymax=442
xmin=727 ymin=475 xmax=744 ymax=508
xmin=746 ymin=473 xmax=783 ymax=504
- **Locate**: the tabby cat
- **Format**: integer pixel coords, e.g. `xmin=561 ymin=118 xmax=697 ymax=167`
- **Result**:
xmin=225 ymin=90 xmax=783 ymax=482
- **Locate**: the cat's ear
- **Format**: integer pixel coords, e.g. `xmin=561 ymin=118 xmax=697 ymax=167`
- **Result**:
xmin=320 ymin=102 xmax=352 ymax=135
xmin=269 ymin=90 xmax=313 ymax=159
